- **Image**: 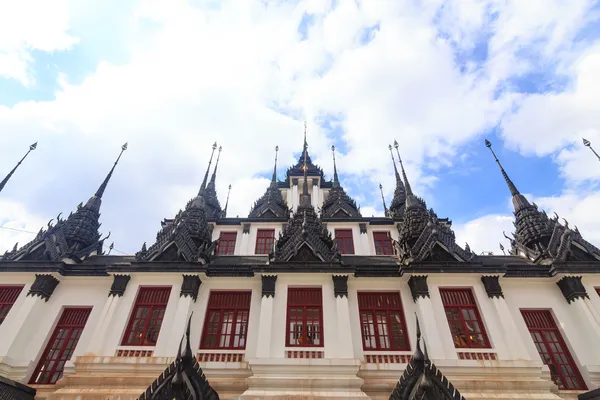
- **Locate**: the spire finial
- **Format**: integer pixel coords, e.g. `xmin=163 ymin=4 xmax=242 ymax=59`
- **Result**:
xmin=0 ymin=142 xmax=38 ymax=194
xmin=209 ymin=146 xmax=222 ymax=185
xmin=379 ymin=183 xmax=388 ymax=217
xmin=388 ymin=144 xmax=401 ymax=183
xmin=394 ymin=140 xmax=413 ymax=196
xmin=485 ymin=139 xmax=520 ymax=197
xmin=299 ymin=138 xmax=311 ymax=208
xmin=272 ymin=145 xmax=279 ymax=183
xmin=304 ymin=120 xmax=308 ymax=148
xmin=223 ymin=184 xmax=232 ymax=217
xmin=95 ymin=143 xmax=127 ymax=199
xmin=331 ymin=145 xmax=340 ymax=187
xmin=199 ymin=142 xmax=217 ymax=195
xmin=583 ymin=138 xmax=600 ymax=162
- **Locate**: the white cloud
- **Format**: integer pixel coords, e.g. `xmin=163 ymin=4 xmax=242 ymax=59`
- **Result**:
xmin=0 ymin=0 xmax=599 ymax=253
xmin=454 ymin=214 xmax=515 ymax=255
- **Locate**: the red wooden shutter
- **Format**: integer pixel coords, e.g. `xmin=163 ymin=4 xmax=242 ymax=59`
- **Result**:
xmin=440 ymin=288 xmax=491 ymax=348
xmin=0 ymin=285 xmax=24 ymax=325
xmin=216 ymin=232 xmax=237 ymax=255
xmin=521 ymin=310 xmax=586 ymax=390
xmin=122 ymin=286 xmax=171 ymax=346
xmin=255 ymin=229 xmax=275 ymax=255
xmin=200 ymin=291 xmax=251 ymax=349
xmin=286 ymin=288 xmax=323 ymax=347
xmin=373 ymin=232 xmax=393 ymax=255
xmin=358 ymin=292 xmax=409 ymax=350
xmin=30 ymin=307 xmax=92 ymax=384
xmin=334 ymin=229 xmax=355 ymax=254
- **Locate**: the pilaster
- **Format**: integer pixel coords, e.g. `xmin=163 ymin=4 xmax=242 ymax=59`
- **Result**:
xmin=151 ymin=286 xmax=180 ymax=357
xmin=162 ymin=275 xmax=201 ymax=357
xmin=241 ymin=223 xmax=250 ymax=255
xmin=312 ymin=181 xmax=319 ymax=209
xmin=256 ymin=275 xmax=277 ymax=358
xmin=332 ymin=275 xmax=353 ymax=358
xmin=407 ymin=275 xmax=445 ymax=360
xmin=292 ymin=179 xmax=299 ymax=212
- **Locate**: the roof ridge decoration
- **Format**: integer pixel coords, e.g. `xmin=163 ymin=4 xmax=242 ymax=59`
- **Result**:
xmin=248 ymin=145 xmax=290 ymax=218
xmin=395 ymin=146 xmax=474 ymax=265
xmin=486 ymin=139 xmax=600 ymax=263
xmin=285 ymin=121 xmax=325 ymax=182
xmin=139 ymin=313 xmax=220 ymax=400
xmin=0 ymin=141 xmax=37 ymax=195
xmin=136 ymin=145 xmax=217 ymax=262
xmin=390 ymin=314 xmax=466 ymax=400
xmin=203 ymin=145 xmax=223 ymax=220
xmin=388 ymin=141 xmax=407 ymax=218
xmin=2 ymin=143 xmax=126 ymax=263
xmin=320 ymin=145 xmax=361 ymax=219
xmin=271 ymin=141 xmax=341 ymax=263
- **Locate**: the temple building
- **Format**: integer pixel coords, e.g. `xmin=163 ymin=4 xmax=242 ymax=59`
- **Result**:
xmin=1 ymin=132 xmax=600 ymax=400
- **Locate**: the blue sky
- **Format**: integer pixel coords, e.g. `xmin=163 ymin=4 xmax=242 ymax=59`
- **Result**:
xmin=1 ymin=0 xmax=600 ymax=254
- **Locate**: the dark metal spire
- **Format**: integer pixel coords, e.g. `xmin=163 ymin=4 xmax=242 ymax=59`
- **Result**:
xmin=485 ymin=139 xmax=520 ymax=197
xmin=331 ymin=145 xmax=340 ymax=188
xmin=394 ymin=140 xmax=413 ymax=196
xmin=299 ymin=137 xmax=311 ymax=208
xmin=208 ymin=146 xmax=222 ymax=187
xmin=95 ymin=143 xmax=127 ymax=199
xmin=272 ymin=145 xmax=279 ymax=183
xmin=223 ymin=184 xmax=232 ymax=217
xmin=0 ymin=142 xmax=37 ymax=194
xmin=583 ymin=138 xmax=600 ymax=162
xmin=388 ymin=144 xmax=401 ymax=184
xmin=199 ymin=142 xmax=217 ymax=195
xmin=379 ymin=183 xmax=388 ymax=216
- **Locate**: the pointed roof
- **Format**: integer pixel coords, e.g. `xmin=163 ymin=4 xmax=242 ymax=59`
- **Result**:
xmin=390 ymin=315 xmax=465 ymax=400
xmin=139 ymin=314 xmax=220 ymax=400
xmin=388 ymin=141 xmax=406 ymax=218
xmin=248 ymin=146 xmax=290 ymax=218
xmin=320 ymin=145 xmax=361 ymax=219
xmin=2 ymin=144 xmax=126 ymax=263
xmin=0 ymin=142 xmax=37 ymax=195
xmin=395 ymin=147 xmax=473 ymax=265
xmin=285 ymin=122 xmax=325 ymax=181
xmin=271 ymin=144 xmax=341 ymax=263
xmin=137 ymin=145 xmax=217 ymax=262
xmin=203 ymin=146 xmax=223 ymax=220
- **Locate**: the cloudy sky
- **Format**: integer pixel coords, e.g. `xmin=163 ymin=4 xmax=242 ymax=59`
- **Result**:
xmin=1 ymin=0 xmax=599 ymax=256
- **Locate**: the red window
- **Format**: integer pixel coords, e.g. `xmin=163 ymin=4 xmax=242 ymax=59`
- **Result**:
xmin=286 ymin=288 xmax=323 ymax=347
xmin=200 ymin=291 xmax=251 ymax=349
xmin=122 ymin=286 xmax=171 ymax=346
xmin=255 ymin=229 xmax=275 ymax=255
xmin=216 ymin=232 xmax=237 ymax=255
xmin=373 ymin=232 xmax=393 ymax=255
xmin=0 ymin=285 xmax=24 ymax=325
xmin=335 ymin=229 xmax=355 ymax=255
xmin=30 ymin=307 xmax=92 ymax=384
xmin=358 ymin=292 xmax=409 ymax=351
xmin=440 ymin=288 xmax=490 ymax=349
xmin=521 ymin=310 xmax=586 ymax=390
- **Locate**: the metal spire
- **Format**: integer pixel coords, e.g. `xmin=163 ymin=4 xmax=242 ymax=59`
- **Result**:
xmin=379 ymin=183 xmax=388 ymax=217
xmin=95 ymin=143 xmax=127 ymax=199
xmin=388 ymin=144 xmax=402 ymax=184
xmin=331 ymin=145 xmax=340 ymax=187
xmin=485 ymin=139 xmax=520 ymax=197
xmin=0 ymin=142 xmax=37 ymax=194
xmin=299 ymin=135 xmax=311 ymax=208
xmin=209 ymin=146 xmax=222 ymax=186
xmin=223 ymin=184 xmax=232 ymax=217
xmin=272 ymin=145 xmax=279 ymax=183
xmin=583 ymin=138 xmax=600 ymax=162
xmin=394 ymin=140 xmax=413 ymax=196
xmin=199 ymin=142 xmax=217 ymax=195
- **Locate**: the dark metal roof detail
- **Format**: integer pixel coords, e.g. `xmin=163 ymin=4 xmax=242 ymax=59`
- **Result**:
xmin=139 ymin=314 xmax=219 ymax=400
xmin=284 ymin=124 xmax=326 ymax=184
xmin=249 ymin=146 xmax=290 ymax=218
xmin=388 ymin=141 xmax=406 ymax=218
xmin=0 ymin=142 xmax=37 ymax=195
xmin=320 ymin=146 xmax=361 ymax=219
xmin=1 ymin=144 xmax=126 ymax=263
xmin=390 ymin=315 xmax=465 ymax=400
xmin=0 ymin=376 xmax=36 ymax=400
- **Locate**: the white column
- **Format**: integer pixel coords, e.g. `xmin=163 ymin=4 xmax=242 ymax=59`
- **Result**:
xmin=85 ymin=296 xmax=120 ymax=355
xmin=335 ymin=296 xmax=354 ymax=358
xmin=256 ymin=296 xmax=274 ymax=358
xmin=413 ymin=296 xmax=445 ymax=360
xmin=491 ymin=297 xmax=529 ymax=360
xmin=569 ymin=298 xmax=600 ymax=362
xmin=164 ymin=295 xmax=195 ymax=356
xmin=0 ymin=295 xmax=46 ymax=357
xmin=292 ymin=180 xmax=299 ymax=211
xmin=286 ymin=187 xmax=293 ymax=210
xmin=312 ymin=182 xmax=320 ymax=209
xmin=152 ymin=286 xmax=180 ymax=357
xmin=359 ymin=229 xmax=370 ymax=255
xmin=240 ymin=230 xmax=249 ymax=256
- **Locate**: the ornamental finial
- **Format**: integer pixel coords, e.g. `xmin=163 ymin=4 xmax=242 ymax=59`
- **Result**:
xmin=583 ymin=138 xmax=600 ymax=162
xmin=484 ymin=139 xmax=520 ymax=197
xmin=331 ymin=145 xmax=339 ymax=187
xmin=379 ymin=183 xmax=388 ymax=217
xmin=95 ymin=142 xmax=128 ymax=199
xmin=393 ymin=140 xmax=413 ymax=196
xmin=199 ymin=142 xmax=217 ymax=195
xmin=0 ymin=141 xmax=39 ymax=194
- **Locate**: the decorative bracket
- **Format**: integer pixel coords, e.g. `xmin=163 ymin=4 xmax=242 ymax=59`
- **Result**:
xmin=243 ymin=223 xmax=251 ymax=234
xmin=109 ymin=274 xmax=131 ymax=297
xmin=359 ymin=223 xmax=367 ymax=234
xmin=181 ymin=275 xmax=202 ymax=302
xmin=556 ymin=276 xmax=589 ymax=304
xmin=481 ymin=276 xmax=504 ymax=299
xmin=407 ymin=275 xmax=429 ymax=302
xmin=332 ymin=275 xmax=349 ymax=298
xmin=261 ymin=275 xmax=277 ymax=298
xmin=27 ymin=274 xmax=60 ymax=302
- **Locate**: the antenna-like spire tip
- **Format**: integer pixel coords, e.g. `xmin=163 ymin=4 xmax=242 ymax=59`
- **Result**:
xmin=30 ymin=142 xmax=38 ymax=150
xmin=485 ymin=139 xmax=492 ymax=148
xmin=394 ymin=139 xmax=399 ymax=148
xmin=212 ymin=142 xmax=217 ymax=150
xmin=275 ymin=145 xmax=279 ymax=152
xmin=583 ymin=138 xmax=591 ymax=147
xmin=121 ymin=142 xmax=128 ymax=151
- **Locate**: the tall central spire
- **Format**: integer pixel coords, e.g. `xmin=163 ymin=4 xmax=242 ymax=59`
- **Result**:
xmin=95 ymin=143 xmax=127 ymax=199
xmin=485 ymin=139 xmax=520 ymax=197
xmin=394 ymin=140 xmax=413 ymax=196
xmin=199 ymin=142 xmax=217 ymax=195
xmin=272 ymin=145 xmax=279 ymax=183
xmin=0 ymin=142 xmax=37 ymax=194
xmin=208 ymin=146 xmax=222 ymax=189
xmin=388 ymin=144 xmax=401 ymax=184
xmin=331 ymin=145 xmax=340 ymax=188
xmin=299 ymin=138 xmax=311 ymax=209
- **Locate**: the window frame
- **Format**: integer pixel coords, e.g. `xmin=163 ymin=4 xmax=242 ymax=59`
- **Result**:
xmin=30 ymin=307 xmax=92 ymax=384
xmin=439 ymin=288 xmax=491 ymax=349
xmin=357 ymin=291 xmax=410 ymax=351
xmin=255 ymin=229 xmax=275 ymax=255
xmin=285 ymin=287 xmax=324 ymax=348
xmin=373 ymin=231 xmax=394 ymax=255
xmin=334 ymin=229 xmax=355 ymax=255
xmin=121 ymin=286 xmax=171 ymax=347
xmin=215 ymin=231 xmax=238 ymax=255
xmin=0 ymin=285 xmax=24 ymax=325
xmin=199 ymin=290 xmax=252 ymax=350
